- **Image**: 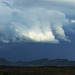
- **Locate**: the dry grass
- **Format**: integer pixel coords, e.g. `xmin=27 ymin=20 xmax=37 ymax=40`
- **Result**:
xmin=0 ymin=66 xmax=75 ymax=75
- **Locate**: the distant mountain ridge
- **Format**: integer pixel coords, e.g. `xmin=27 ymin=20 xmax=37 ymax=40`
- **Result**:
xmin=0 ymin=58 xmax=75 ymax=67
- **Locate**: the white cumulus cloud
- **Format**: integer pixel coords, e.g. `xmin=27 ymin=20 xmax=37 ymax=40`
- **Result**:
xmin=0 ymin=0 xmax=71 ymax=43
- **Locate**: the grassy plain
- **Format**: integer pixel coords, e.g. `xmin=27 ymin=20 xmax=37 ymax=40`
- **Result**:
xmin=0 ymin=66 xmax=75 ymax=75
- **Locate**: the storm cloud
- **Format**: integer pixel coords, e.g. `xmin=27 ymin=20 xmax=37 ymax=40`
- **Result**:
xmin=0 ymin=0 xmax=74 ymax=43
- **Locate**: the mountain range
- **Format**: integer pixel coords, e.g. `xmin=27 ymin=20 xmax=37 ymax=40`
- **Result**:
xmin=0 ymin=58 xmax=75 ymax=67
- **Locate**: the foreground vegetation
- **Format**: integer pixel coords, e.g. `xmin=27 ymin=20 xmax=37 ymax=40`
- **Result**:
xmin=0 ymin=66 xmax=75 ymax=75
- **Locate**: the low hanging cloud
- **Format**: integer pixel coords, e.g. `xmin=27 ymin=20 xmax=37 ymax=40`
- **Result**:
xmin=0 ymin=0 xmax=71 ymax=43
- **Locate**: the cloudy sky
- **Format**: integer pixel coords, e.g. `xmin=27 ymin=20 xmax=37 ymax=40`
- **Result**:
xmin=0 ymin=0 xmax=75 ymax=61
